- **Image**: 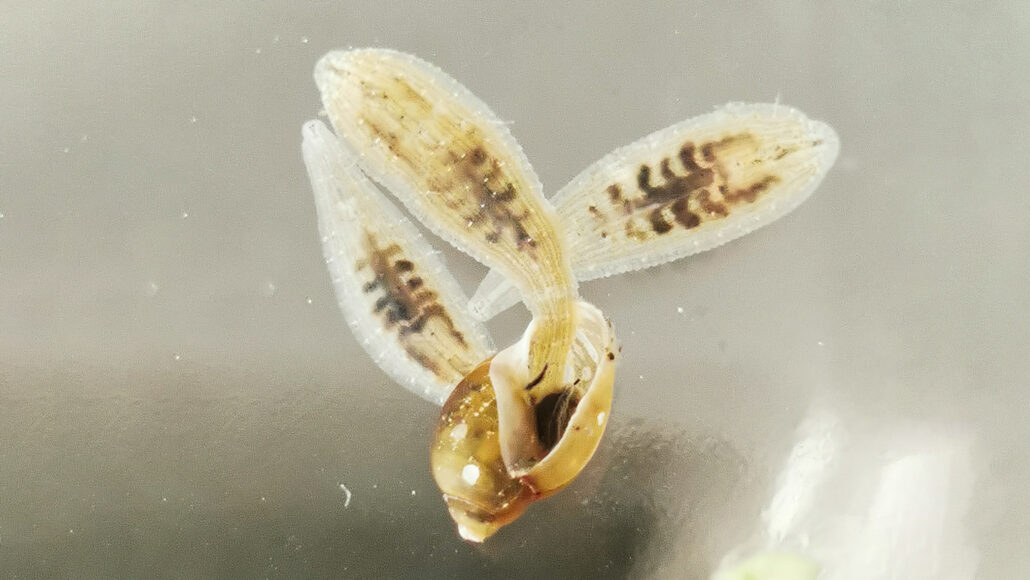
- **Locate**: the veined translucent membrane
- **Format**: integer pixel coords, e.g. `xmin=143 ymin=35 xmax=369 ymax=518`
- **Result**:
xmin=302 ymin=119 xmax=493 ymax=405
xmin=469 ymin=103 xmax=840 ymax=320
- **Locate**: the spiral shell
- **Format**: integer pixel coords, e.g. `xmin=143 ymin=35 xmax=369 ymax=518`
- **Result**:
xmin=431 ymin=302 xmax=615 ymax=542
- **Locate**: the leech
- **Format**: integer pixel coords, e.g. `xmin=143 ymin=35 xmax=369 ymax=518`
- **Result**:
xmin=303 ymin=48 xmax=838 ymax=543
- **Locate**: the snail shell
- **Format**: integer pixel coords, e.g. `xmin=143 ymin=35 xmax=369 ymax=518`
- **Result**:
xmin=431 ymin=301 xmax=615 ymax=542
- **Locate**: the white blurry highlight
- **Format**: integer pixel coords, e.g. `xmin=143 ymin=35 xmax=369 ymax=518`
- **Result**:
xmin=714 ymin=405 xmax=978 ymax=580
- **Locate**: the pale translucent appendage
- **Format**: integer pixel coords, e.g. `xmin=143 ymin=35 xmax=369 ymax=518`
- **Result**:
xmin=302 ymin=119 xmax=494 ymax=405
xmin=315 ymin=49 xmax=581 ymax=455
xmin=469 ymin=102 xmax=840 ymax=320
xmin=467 ymin=267 xmax=514 ymax=321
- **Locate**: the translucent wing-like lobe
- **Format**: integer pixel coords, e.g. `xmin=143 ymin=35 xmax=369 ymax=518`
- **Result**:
xmin=315 ymin=48 xmax=579 ymax=423
xmin=557 ymin=102 xmax=840 ymax=277
xmin=468 ymin=102 xmax=840 ymax=320
xmin=302 ymin=120 xmax=494 ymax=405
xmin=467 ymin=268 xmax=513 ymax=321
xmin=314 ymin=49 xmax=576 ymax=322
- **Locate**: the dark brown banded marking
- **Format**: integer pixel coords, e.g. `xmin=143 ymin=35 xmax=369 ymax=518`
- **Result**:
xmin=773 ymin=144 xmax=798 ymax=161
xmin=358 ymin=232 xmax=467 ymax=376
xmin=393 ymin=76 xmax=433 ymax=114
xmin=624 ymin=219 xmax=647 ymax=241
xmin=360 ymin=116 xmax=416 ymax=168
xmin=671 ymin=197 xmax=701 ymax=229
xmin=601 ymin=132 xmax=782 ymax=237
xmin=607 ymin=184 xmax=633 ymax=216
xmin=446 ymin=140 xmax=537 ymax=253
xmin=352 ymin=74 xmax=545 ymax=260
xmin=468 ymin=146 xmax=488 ymax=166
xmin=724 ymin=174 xmax=778 ymax=204
xmin=588 ymin=205 xmax=608 ymax=236
xmin=648 ymin=208 xmax=673 ymax=234
xmin=696 ymin=190 xmax=729 ymax=217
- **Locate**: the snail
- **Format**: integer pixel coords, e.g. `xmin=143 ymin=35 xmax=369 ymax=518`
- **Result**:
xmin=302 ymin=49 xmax=838 ymax=542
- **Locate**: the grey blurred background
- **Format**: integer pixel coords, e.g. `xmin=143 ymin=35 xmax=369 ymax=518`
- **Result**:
xmin=2 ymin=2 xmax=1028 ymax=578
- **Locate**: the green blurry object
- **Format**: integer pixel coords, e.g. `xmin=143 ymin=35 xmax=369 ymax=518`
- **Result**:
xmin=715 ymin=551 xmax=820 ymax=580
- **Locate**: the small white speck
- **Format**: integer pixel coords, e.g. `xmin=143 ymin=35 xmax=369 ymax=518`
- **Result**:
xmin=372 ymin=483 xmax=378 ymax=489
xmin=301 ymin=36 xmax=309 ymax=44
xmin=449 ymin=422 xmax=468 ymax=441
xmin=62 ymin=147 xmax=70 ymax=153
xmin=638 ymin=374 xmax=644 ymax=380
xmin=305 ymin=297 xmax=313 ymax=304
xmin=676 ymin=306 xmax=684 ymax=314
xmin=339 ymin=483 xmax=352 ymax=507
xmin=411 ymin=490 xmax=416 ymax=496
xmin=254 ymin=48 xmax=262 ymax=54
xmin=162 ymin=497 xmax=167 ymax=502
xmin=173 ymin=354 xmax=181 ymax=361
xmin=79 ymin=134 xmax=89 ymax=143
xmin=272 ymin=35 xmax=280 ymax=43
xmin=181 ymin=211 xmax=189 ymax=219
xmin=69 ymin=529 xmax=74 ymax=534
xmin=0 ymin=212 xmax=5 ymax=219
xmin=189 ymin=115 xmax=197 ymax=124
xmin=146 ymin=280 xmax=161 ymax=297
xmin=596 ymin=412 xmax=606 ymax=426
xmin=262 ymin=282 xmax=277 ymax=297
xmin=461 ymin=464 xmax=480 ymax=485
xmin=260 ymin=496 xmax=266 ymax=502
xmin=817 ymin=341 xmax=825 ymax=347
